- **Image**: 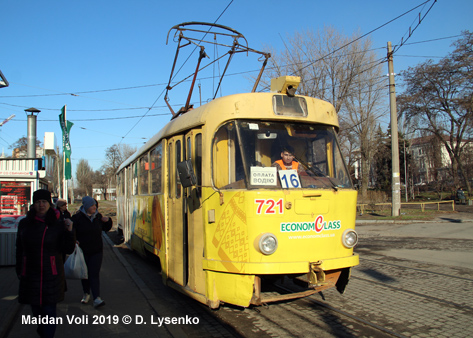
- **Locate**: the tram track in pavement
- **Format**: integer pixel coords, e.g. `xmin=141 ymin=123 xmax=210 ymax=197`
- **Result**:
xmin=360 ymin=257 xmax=473 ymax=282
xmin=353 ymin=254 xmax=473 ymax=311
xmin=269 ymin=283 xmax=405 ymax=338
xmin=214 ymin=292 xmax=398 ymax=338
xmin=108 ymin=231 xmax=395 ymax=337
xmin=352 ymin=257 xmax=473 ymax=312
xmin=352 ymin=275 xmax=473 ymax=312
xmin=107 ymin=228 xmax=473 ymax=337
xmin=252 ymin=250 xmax=473 ymax=338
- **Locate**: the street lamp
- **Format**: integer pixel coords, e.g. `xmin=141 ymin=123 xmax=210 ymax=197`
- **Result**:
xmin=24 ymin=107 xmax=41 ymax=158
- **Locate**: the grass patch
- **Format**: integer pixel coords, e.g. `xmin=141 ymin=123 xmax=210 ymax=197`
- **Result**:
xmin=357 ymin=206 xmax=455 ymax=221
xmin=361 ymin=209 xmax=440 ymax=220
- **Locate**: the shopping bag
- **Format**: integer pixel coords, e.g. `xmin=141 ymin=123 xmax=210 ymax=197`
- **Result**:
xmin=64 ymin=244 xmax=88 ymax=279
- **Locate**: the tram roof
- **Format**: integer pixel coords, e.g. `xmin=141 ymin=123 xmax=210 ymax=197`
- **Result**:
xmin=117 ymin=92 xmax=338 ymax=172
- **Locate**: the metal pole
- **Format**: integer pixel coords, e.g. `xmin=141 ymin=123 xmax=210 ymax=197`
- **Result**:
xmin=404 ymin=139 xmax=408 ymax=202
xmin=26 ymin=115 xmax=37 ymax=158
xmin=57 ymin=147 xmax=62 ymax=198
xmin=25 ymin=108 xmax=40 ymax=158
xmin=388 ymin=42 xmax=401 ymax=216
xmin=62 ymin=105 xmax=68 ymax=203
xmin=71 ymin=178 xmax=74 ymax=204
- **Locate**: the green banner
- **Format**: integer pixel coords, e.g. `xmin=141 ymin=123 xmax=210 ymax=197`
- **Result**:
xmin=59 ymin=106 xmax=73 ymax=180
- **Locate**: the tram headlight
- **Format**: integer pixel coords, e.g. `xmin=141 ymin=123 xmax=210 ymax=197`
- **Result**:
xmin=258 ymin=233 xmax=278 ymax=255
xmin=342 ymin=229 xmax=358 ymax=248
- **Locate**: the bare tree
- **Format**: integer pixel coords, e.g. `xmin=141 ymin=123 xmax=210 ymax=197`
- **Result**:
xmin=343 ymin=39 xmax=386 ymax=200
xmin=398 ymin=31 xmax=473 ymax=192
xmin=76 ymin=159 xmax=94 ymax=196
xmin=101 ymin=143 xmax=136 ymax=187
xmin=51 ymin=151 xmax=62 ymax=197
xmin=94 ymin=169 xmax=109 ymax=200
xmin=10 ymin=136 xmax=41 ymax=157
xmin=262 ymin=26 xmax=385 ymax=198
xmin=263 ymin=26 xmax=365 ymax=110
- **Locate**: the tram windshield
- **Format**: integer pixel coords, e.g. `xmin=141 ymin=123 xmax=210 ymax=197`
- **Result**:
xmin=212 ymin=120 xmax=353 ymax=190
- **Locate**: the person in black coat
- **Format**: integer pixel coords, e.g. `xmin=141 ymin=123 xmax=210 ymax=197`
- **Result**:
xmin=55 ymin=198 xmax=72 ymax=292
xmin=16 ymin=189 xmax=75 ymax=338
xmin=55 ymin=199 xmax=71 ymax=220
xmin=71 ymin=196 xmax=112 ymax=308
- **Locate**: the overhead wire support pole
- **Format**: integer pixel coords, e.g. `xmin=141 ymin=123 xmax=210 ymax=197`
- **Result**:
xmin=63 ymin=105 xmax=68 ymax=203
xmin=252 ymin=53 xmax=271 ymax=93
xmin=387 ymin=42 xmax=401 ymax=216
xmin=212 ymin=40 xmax=237 ymax=100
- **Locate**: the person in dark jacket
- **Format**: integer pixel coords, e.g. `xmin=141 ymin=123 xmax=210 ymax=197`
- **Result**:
xmin=16 ymin=189 xmax=75 ymax=338
xmin=55 ymin=198 xmax=73 ymax=292
xmin=55 ymin=199 xmax=71 ymax=220
xmin=71 ymin=196 xmax=112 ymax=308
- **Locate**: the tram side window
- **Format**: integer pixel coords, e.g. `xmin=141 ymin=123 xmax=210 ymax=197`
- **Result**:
xmin=168 ymin=143 xmax=172 ymax=199
xmin=175 ymin=140 xmax=181 ymax=199
xmin=312 ymin=137 xmax=328 ymax=176
xmin=195 ymin=133 xmax=202 ymax=189
xmin=132 ymin=162 xmax=138 ymax=195
xmin=117 ymin=173 xmax=122 ymax=196
xmin=139 ymin=155 xmax=149 ymax=195
xmin=212 ymin=122 xmax=244 ymax=189
xmin=150 ymin=142 xmax=162 ymax=194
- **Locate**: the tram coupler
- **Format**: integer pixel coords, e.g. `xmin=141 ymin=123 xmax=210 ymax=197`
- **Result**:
xmin=308 ymin=261 xmax=328 ymax=288
xmin=250 ymin=276 xmax=262 ymax=305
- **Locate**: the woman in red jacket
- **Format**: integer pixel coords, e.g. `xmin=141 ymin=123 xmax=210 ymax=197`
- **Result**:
xmin=16 ymin=189 xmax=75 ymax=338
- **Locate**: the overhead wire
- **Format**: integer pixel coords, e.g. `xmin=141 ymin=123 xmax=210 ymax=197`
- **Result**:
xmin=118 ymin=0 xmax=234 ymax=144
xmin=392 ymin=0 xmax=438 ymax=53
xmin=1 ymin=82 xmax=166 ymax=98
xmin=256 ymin=0 xmax=437 ymax=94
xmin=295 ymin=0 xmax=435 ymax=77
xmin=2 ymin=1 xmax=446 ymax=167
xmin=166 ymin=0 xmax=234 ymax=87
xmin=0 ymin=1 xmax=446 ymax=126
xmin=2 ymin=34 xmax=456 ymax=104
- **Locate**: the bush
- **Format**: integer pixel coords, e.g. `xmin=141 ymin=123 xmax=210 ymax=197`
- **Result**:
xmin=358 ymin=190 xmax=389 ymax=204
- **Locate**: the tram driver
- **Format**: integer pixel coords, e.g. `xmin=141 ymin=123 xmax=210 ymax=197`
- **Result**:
xmin=272 ymin=145 xmax=302 ymax=171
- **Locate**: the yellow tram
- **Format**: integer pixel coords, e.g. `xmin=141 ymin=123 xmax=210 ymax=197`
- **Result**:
xmin=116 ymin=23 xmax=358 ymax=309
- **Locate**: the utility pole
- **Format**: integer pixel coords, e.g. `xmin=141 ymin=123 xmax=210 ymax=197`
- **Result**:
xmin=403 ymin=139 xmax=408 ymax=202
xmin=62 ymin=107 xmax=68 ymax=203
xmin=56 ymin=146 xmax=62 ymax=198
xmin=388 ymin=42 xmax=401 ymax=216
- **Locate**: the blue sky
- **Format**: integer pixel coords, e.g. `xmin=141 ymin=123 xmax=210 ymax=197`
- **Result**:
xmin=1 ymin=0 xmax=472 ymax=174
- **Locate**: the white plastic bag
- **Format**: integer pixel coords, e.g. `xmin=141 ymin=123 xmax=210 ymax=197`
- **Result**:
xmin=64 ymin=244 xmax=88 ymax=279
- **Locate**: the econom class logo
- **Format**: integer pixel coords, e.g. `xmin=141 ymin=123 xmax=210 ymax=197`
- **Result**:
xmin=280 ymin=215 xmax=341 ymax=233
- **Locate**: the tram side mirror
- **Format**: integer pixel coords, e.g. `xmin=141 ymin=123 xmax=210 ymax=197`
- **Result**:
xmin=177 ymin=159 xmax=197 ymax=188
xmin=257 ymin=132 xmax=277 ymax=139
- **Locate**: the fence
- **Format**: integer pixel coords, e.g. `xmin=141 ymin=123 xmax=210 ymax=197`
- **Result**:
xmin=357 ymin=200 xmax=455 ymax=214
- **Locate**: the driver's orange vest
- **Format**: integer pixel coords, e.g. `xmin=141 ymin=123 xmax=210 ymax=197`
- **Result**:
xmin=275 ymin=160 xmax=299 ymax=170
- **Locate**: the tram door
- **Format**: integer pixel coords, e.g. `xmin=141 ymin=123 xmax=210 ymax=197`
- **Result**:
xmin=167 ymin=135 xmax=187 ymax=286
xmin=184 ymin=130 xmax=204 ymax=293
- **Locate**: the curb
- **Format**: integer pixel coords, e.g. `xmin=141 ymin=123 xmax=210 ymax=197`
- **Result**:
xmin=102 ymin=233 xmax=188 ymax=338
xmin=0 ymin=294 xmax=22 ymax=338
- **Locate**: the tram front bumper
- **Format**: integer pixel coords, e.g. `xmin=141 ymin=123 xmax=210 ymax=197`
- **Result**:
xmin=203 ymin=253 xmax=359 ymax=274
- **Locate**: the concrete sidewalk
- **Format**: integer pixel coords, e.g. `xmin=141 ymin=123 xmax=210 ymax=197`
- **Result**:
xmin=0 ymin=235 xmax=186 ymax=338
